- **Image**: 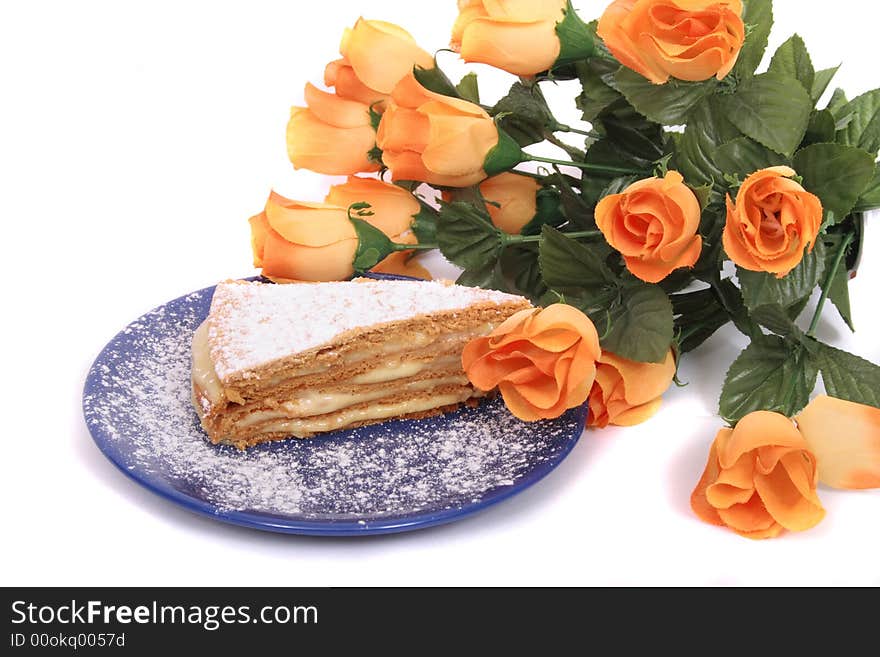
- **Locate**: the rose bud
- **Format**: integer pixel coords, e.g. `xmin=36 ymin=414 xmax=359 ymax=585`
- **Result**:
xmin=691 ymin=411 xmax=826 ymax=540
xmin=377 ymin=73 xmax=501 ymax=188
xmin=249 ymin=181 xmax=424 ymax=282
xmin=451 ymin=0 xmax=593 ymax=77
xmin=286 ymin=83 xmax=380 ymax=176
xmin=477 ymin=172 xmax=546 ymax=235
xmin=463 ymin=304 xmax=602 ymax=422
xmin=595 ymin=171 xmax=703 ymax=284
xmin=723 ymin=166 xmax=823 ymax=278
xmin=326 ymin=18 xmax=434 ymax=107
xmin=598 ymin=0 xmax=745 ymax=84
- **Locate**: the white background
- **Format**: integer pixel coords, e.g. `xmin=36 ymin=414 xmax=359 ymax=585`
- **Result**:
xmin=2 ymin=0 xmax=878 ymax=586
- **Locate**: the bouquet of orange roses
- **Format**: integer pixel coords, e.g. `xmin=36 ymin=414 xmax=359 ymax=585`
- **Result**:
xmin=250 ymin=0 xmax=880 ymax=539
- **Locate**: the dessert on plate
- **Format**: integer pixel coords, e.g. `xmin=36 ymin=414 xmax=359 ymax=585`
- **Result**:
xmin=192 ymin=278 xmax=531 ymax=448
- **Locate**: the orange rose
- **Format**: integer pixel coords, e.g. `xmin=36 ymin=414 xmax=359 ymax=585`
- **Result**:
xmin=595 ymin=171 xmax=702 ymax=284
xmin=598 ymin=0 xmax=745 ymax=84
xmin=249 ymin=179 xmax=425 ymax=282
xmin=376 ymin=73 xmax=499 ymax=188
xmin=796 ymin=396 xmax=880 ymax=491
xmin=286 ymin=83 xmax=380 ymax=176
xmin=723 ymin=166 xmax=823 ymax=278
xmin=587 ymin=350 xmax=676 ymax=428
xmin=479 ymin=173 xmax=541 ymax=234
xmin=326 ymin=176 xmax=432 ymax=280
xmin=463 ymin=304 xmax=601 ymax=422
xmin=691 ymin=411 xmax=826 ymax=540
xmin=326 ymin=19 xmax=434 ymax=107
xmin=451 ymin=0 xmax=568 ymax=77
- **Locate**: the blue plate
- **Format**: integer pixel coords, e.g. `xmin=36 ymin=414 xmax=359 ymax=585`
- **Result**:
xmin=82 ymin=278 xmax=586 ymax=536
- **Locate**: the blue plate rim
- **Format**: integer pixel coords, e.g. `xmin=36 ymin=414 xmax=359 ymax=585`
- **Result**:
xmin=82 ymin=276 xmax=587 ymax=537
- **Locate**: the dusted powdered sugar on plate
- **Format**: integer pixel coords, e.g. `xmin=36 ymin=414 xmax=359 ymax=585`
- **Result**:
xmin=207 ymin=279 xmax=528 ymax=380
xmin=82 ymin=279 xmax=585 ymax=534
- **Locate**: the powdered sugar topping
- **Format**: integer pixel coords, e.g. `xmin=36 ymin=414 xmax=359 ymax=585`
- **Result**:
xmin=207 ymin=279 xmax=528 ymax=380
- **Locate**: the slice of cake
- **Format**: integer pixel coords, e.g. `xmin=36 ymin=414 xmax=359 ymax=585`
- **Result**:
xmin=192 ymin=278 xmax=532 ymax=448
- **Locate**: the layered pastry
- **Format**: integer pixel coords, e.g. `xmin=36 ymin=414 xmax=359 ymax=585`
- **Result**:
xmin=192 ymin=279 xmax=532 ymax=448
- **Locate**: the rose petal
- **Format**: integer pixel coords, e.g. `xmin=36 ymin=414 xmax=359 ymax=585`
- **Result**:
xmin=718 ymin=411 xmax=805 ymax=469
xmin=796 ymin=395 xmax=880 ymax=490
xmin=753 ymin=459 xmax=826 ymax=532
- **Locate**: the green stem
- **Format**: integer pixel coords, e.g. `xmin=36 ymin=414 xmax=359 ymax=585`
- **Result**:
xmin=503 ymin=230 xmax=602 ymax=245
xmin=527 ymin=154 xmax=649 ymax=177
xmin=542 ymin=132 xmax=585 ymax=160
xmin=554 ymin=123 xmax=595 ymax=138
xmin=807 ymin=233 xmax=854 ymax=337
xmin=392 ymin=242 xmax=437 ymax=252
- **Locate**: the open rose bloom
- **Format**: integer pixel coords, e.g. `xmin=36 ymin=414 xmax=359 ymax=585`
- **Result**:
xmin=724 ymin=166 xmax=823 ymax=277
xmin=598 ymin=0 xmax=745 ymax=84
xmin=691 ymin=411 xmax=826 ymax=540
xmin=595 ymin=171 xmax=703 ymax=284
xmin=463 ymin=305 xmax=601 ymax=422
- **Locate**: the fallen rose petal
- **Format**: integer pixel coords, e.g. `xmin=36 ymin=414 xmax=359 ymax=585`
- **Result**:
xmin=796 ymin=396 xmax=880 ymax=490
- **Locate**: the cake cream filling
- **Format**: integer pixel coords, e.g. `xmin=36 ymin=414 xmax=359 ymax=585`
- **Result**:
xmin=192 ymin=322 xmax=225 ymax=404
xmin=192 ymin=321 xmax=489 ymax=406
xmin=234 ymin=375 xmax=470 ymax=427
xmin=234 ymin=388 xmax=478 ymax=439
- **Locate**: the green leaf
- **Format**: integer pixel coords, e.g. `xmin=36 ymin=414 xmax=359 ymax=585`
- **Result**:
xmin=857 ymin=163 xmax=880 ymax=210
xmin=826 ymin=88 xmax=849 ymax=119
xmin=672 ymin=287 xmax=730 ymax=354
xmin=768 ymin=34 xmax=814 ymax=94
xmin=411 ymin=203 xmax=438 ymax=245
xmin=713 ymin=136 xmax=789 ymax=179
xmin=730 ymin=0 xmax=773 ymax=82
xmin=576 ymin=59 xmax=622 ymax=123
xmin=413 ymin=64 xmax=459 ymax=98
xmin=456 ymin=261 xmax=506 ymax=291
xmin=455 ymin=72 xmax=480 ymax=104
xmin=817 ymin=343 xmax=880 ymax=409
xmin=601 ymin=281 xmax=674 ymax=364
xmin=750 ymin=304 xmax=801 ymax=338
xmin=738 ymin=245 xmax=825 ymax=311
xmin=737 ymin=242 xmax=826 ymax=311
xmin=491 ymin=82 xmax=554 ymax=147
xmin=349 ymin=216 xmax=396 ymax=272
xmin=677 ymin=96 xmax=742 ymax=190
xmin=720 ymin=336 xmax=819 ymax=423
xmin=792 ymin=143 xmax=876 ymax=220
xmin=820 ymin=234 xmax=855 ymax=331
xmin=836 ymin=89 xmax=880 ymax=155
xmin=811 ymin=66 xmax=839 ymax=104
xmin=803 ymin=110 xmax=837 ymax=148
xmin=614 ymin=68 xmax=717 ymax=125
xmin=500 ymin=245 xmax=548 ymax=302
xmin=721 ymin=72 xmax=813 ymax=156
xmin=539 ymin=225 xmax=614 ymax=292
xmin=711 ymin=277 xmax=763 ymax=339
xmin=436 ymin=202 xmax=504 ymax=270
